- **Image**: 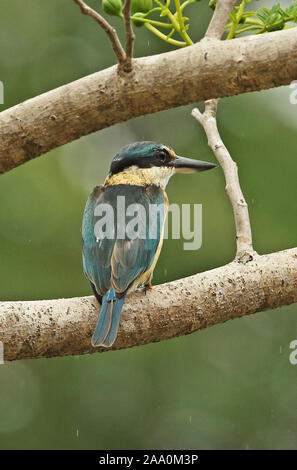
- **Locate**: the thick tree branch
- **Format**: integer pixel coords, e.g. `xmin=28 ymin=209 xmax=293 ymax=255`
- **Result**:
xmin=0 ymin=248 xmax=296 ymax=361
xmin=1 ymin=27 xmax=297 ymax=174
xmin=72 ymin=0 xmax=126 ymax=65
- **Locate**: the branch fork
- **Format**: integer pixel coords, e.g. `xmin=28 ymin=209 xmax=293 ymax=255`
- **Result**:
xmin=73 ymin=0 xmax=134 ymax=72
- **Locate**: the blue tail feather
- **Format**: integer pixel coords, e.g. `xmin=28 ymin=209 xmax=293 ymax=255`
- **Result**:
xmin=103 ymin=295 xmax=126 ymax=347
xmin=92 ymin=289 xmax=126 ymax=347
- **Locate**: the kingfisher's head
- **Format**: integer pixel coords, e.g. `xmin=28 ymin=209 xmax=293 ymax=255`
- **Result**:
xmin=106 ymin=141 xmax=216 ymax=188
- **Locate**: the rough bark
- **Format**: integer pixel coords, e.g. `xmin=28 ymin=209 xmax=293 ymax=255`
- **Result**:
xmin=1 ymin=248 xmax=296 ymax=361
xmin=1 ymin=27 xmax=297 ymax=174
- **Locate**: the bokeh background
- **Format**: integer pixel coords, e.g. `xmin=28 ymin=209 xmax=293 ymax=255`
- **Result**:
xmin=0 ymin=0 xmax=296 ymax=450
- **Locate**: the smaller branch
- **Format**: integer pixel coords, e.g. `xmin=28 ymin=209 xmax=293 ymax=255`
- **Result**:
xmin=122 ymin=0 xmax=135 ymax=72
xmin=192 ymin=101 xmax=254 ymax=260
xmin=205 ymin=0 xmax=237 ymax=39
xmin=72 ymin=0 xmax=126 ymax=65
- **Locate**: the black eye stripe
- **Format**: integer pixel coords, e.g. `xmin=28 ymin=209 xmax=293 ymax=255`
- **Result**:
xmin=110 ymin=148 xmax=172 ymax=174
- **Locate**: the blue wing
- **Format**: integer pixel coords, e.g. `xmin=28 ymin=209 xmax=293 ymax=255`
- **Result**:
xmin=82 ymin=185 xmax=113 ymax=297
xmin=82 ymin=184 xmax=165 ymax=297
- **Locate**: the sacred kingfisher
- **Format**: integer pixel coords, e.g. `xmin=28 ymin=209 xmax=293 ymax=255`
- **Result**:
xmin=82 ymin=142 xmax=216 ymax=347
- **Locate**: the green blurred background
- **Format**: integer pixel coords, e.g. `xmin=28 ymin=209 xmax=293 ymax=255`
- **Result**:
xmin=0 ymin=0 xmax=296 ymax=450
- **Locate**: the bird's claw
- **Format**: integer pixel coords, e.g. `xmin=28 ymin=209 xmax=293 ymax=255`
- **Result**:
xmin=139 ymin=282 xmax=153 ymax=295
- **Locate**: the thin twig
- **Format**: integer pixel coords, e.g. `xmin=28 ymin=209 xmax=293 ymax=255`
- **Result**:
xmin=72 ymin=0 xmax=126 ymax=65
xmin=192 ymin=0 xmax=254 ymax=260
xmin=192 ymin=102 xmax=254 ymax=260
xmin=205 ymin=0 xmax=237 ymax=39
xmin=122 ymin=0 xmax=135 ymax=72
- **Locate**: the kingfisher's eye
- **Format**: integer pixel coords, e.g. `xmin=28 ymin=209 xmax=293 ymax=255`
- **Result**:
xmin=159 ymin=150 xmax=169 ymax=162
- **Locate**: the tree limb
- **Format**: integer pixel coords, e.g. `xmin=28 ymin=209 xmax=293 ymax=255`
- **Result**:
xmin=1 ymin=248 xmax=296 ymax=361
xmin=72 ymin=0 xmax=126 ymax=65
xmin=1 ymin=27 xmax=297 ymax=174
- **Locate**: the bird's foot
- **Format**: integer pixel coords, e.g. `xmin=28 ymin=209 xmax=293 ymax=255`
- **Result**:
xmin=140 ymin=281 xmax=153 ymax=295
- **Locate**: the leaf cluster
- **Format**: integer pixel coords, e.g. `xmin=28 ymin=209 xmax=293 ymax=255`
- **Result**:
xmin=226 ymin=1 xmax=297 ymax=38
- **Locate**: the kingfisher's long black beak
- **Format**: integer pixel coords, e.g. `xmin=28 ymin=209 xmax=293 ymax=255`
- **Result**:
xmin=173 ymin=156 xmax=217 ymax=174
